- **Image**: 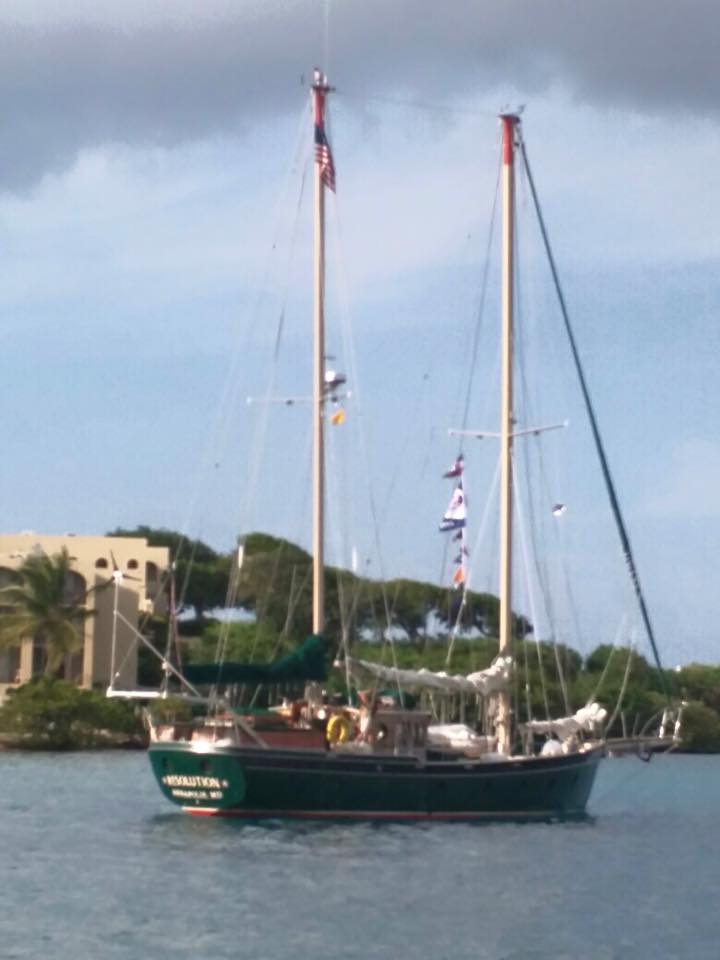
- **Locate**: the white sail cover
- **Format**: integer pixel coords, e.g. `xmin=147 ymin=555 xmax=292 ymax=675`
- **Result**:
xmin=341 ymin=655 xmax=512 ymax=696
xmin=523 ymin=702 xmax=607 ymax=740
xmin=427 ymin=723 xmax=496 ymax=757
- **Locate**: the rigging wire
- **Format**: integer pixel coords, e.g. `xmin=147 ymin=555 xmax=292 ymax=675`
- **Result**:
xmin=603 ymin=630 xmax=638 ymax=738
xmin=438 ymin=135 xmax=502 ymax=640
xmin=517 ymin=130 xmax=671 ymax=702
xmin=199 ymin=97 xmax=311 ymax=543
xmin=446 ymin=454 xmax=501 ymax=665
xmin=513 ymin=458 xmax=552 ymax=723
xmin=130 ymin=96 xmax=314 ymax=681
xmin=511 ymin=167 xmax=571 ymax=715
xmin=237 ymin=124 xmax=313 ymax=550
xmin=459 ymin=150 xmax=502 ymax=435
xmin=587 ymin=615 xmax=627 ymax=706
xmin=323 ymin=158 xmax=401 ymax=688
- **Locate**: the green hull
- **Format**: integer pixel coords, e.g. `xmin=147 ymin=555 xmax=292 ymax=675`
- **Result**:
xmin=149 ymin=742 xmax=602 ymax=820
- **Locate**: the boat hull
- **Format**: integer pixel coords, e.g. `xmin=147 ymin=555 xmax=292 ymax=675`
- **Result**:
xmin=149 ymin=742 xmax=602 ymax=820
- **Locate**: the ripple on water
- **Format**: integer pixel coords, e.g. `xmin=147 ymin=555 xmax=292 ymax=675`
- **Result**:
xmin=0 ymin=751 xmax=718 ymax=959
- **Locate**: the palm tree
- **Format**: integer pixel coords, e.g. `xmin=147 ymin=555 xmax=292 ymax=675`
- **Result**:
xmin=0 ymin=547 xmax=93 ymax=678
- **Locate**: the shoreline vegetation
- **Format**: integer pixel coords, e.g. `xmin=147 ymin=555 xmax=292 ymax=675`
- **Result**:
xmin=0 ymin=677 xmax=145 ymax=750
xmin=1 ymin=527 xmax=718 ymax=752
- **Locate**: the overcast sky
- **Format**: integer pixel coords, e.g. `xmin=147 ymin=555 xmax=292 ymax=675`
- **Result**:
xmin=0 ymin=1 xmax=717 ymax=666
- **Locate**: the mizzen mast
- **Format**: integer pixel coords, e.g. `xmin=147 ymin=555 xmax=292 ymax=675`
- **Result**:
xmin=497 ymin=113 xmax=519 ymax=755
xmin=311 ymin=68 xmax=334 ymax=636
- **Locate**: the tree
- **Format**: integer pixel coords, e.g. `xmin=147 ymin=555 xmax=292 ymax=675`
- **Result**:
xmin=381 ymin=578 xmax=443 ymax=648
xmin=0 ymin=677 xmax=142 ymax=748
xmin=107 ymin=526 xmax=232 ymax=618
xmin=674 ymin=664 xmax=720 ymax=714
xmin=0 ymin=547 xmax=92 ymax=677
xmin=678 ymin=702 xmax=720 ymax=753
xmin=235 ymin=533 xmax=314 ymax=641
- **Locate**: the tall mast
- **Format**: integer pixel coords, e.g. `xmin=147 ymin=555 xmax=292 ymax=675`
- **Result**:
xmin=311 ymin=69 xmax=331 ymax=636
xmin=497 ymin=113 xmax=519 ymax=755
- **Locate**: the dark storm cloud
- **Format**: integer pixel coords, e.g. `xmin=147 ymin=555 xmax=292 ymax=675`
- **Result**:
xmin=0 ymin=0 xmax=715 ymax=190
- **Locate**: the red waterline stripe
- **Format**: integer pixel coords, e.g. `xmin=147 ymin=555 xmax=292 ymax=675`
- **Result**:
xmin=183 ymin=807 xmax=562 ymax=821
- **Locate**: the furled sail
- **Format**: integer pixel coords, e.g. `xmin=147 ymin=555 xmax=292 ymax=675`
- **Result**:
xmin=523 ymin=702 xmax=607 ymax=740
xmin=341 ymin=654 xmax=512 ymax=695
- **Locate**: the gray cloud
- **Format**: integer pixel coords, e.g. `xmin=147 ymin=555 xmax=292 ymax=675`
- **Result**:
xmin=0 ymin=0 xmax=715 ymax=190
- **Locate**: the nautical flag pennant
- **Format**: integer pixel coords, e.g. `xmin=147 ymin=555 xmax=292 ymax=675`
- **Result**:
xmin=315 ymin=121 xmax=336 ymax=192
xmin=331 ymin=408 xmax=346 ymax=426
xmin=438 ymin=455 xmax=468 ymax=590
xmin=443 ymin=454 xmax=464 ymax=478
xmin=439 ymin=485 xmax=467 ymax=532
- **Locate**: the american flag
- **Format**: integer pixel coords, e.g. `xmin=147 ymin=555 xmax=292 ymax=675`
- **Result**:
xmin=315 ymin=122 xmax=336 ymax=193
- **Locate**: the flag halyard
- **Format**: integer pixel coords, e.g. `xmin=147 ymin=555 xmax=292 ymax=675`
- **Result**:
xmin=439 ymin=454 xmax=469 ymax=590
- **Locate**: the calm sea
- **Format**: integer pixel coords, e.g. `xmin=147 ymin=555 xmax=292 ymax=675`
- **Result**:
xmin=0 ymin=750 xmax=717 ymax=960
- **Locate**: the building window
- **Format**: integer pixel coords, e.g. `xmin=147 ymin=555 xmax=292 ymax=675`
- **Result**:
xmin=0 ymin=646 xmax=20 ymax=684
xmin=128 ymin=559 xmax=139 ymax=571
xmin=0 ymin=566 xmax=19 ymax=589
xmin=95 ymin=558 xmax=108 ymax=569
xmin=63 ymin=571 xmax=87 ymax=606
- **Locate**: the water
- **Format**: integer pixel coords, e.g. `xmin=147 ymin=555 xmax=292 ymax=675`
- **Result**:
xmin=0 ymin=751 xmax=717 ymax=960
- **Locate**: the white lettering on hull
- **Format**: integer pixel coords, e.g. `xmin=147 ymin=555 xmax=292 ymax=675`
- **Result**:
xmin=161 ymin=774 xmax=230 ymax=789
xmin=160 ymin=774 xmax=230 ymax=802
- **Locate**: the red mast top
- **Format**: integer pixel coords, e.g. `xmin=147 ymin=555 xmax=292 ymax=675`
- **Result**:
xmin=312 ymin=67 xmax=328 ymax=123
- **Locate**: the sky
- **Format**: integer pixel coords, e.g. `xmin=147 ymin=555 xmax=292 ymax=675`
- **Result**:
xmin=0 ymin=1 xmax=718 ymax=666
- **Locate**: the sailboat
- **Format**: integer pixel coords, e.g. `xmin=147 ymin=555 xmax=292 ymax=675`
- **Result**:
xmin=145 ymin=71 xmax=607 ymax=820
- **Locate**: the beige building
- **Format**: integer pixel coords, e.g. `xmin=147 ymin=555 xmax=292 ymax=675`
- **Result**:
xmin=0 ymin=533 xmax=170 ymax=701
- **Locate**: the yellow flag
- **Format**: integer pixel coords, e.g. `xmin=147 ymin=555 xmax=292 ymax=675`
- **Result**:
xmin=331 ymin=409 xmax=346 ymax=426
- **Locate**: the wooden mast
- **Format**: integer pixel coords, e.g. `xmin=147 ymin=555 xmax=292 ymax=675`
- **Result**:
xmin=311 ymin=69 xmax=330 ymax=636
xmin=497 ymin=113 xmax=519 ymax=755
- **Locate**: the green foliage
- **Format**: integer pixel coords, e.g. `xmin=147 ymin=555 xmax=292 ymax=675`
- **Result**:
xmin=678 ymin=702 xmax=720 ymax=753
xmin=186 ymin=620 xmax=280 ymax=665
xmin=381 ymin=578 xmax=445 ymax=646
xmin=107 ymin=526 xmax=232 ymax=616
xmin=0 ymin=547 xmax=92 ymax=676
xmin=585 ymin=644 xmax=652 ymax=680
xmin=148 ymin=696 xmax=194 ymax=724
xmin=0 ymin=678 xmax=143 ymax=749
xmin=674 ymin=664 xmax=720 ymax=714
xmin=236 ymin=534 xmax=313 ymax=640
xmin=97 ymin=528 xmax=720 ymax=752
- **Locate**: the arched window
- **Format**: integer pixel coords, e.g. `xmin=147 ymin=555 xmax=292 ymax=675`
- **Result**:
xmin=146 ymin=562 xmax=159 ymax=599
xmin=128 ymin=559 xmax=139 ymax=571
xmin=95 ymin=558 xmax=108 ymax=569
xmin=63 ymin=570 xmax=87 ymax=605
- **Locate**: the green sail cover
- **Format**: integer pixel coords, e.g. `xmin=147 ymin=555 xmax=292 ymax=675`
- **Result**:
xmin=183 ymin=634 xmax=328 ymax=685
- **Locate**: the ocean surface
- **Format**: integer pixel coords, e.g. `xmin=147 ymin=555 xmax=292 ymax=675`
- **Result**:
xmin=0 ymin=750 xmax=717 ymax=960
